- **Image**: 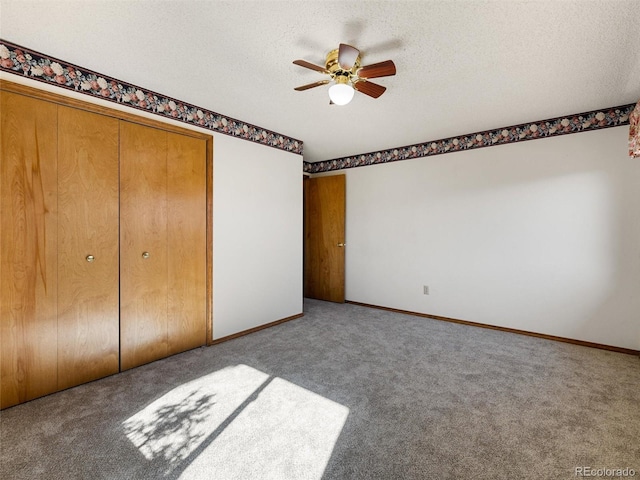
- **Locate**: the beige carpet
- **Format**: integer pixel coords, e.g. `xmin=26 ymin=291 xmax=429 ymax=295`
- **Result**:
xmin=1 ymin=299 xmax=638 ymax=479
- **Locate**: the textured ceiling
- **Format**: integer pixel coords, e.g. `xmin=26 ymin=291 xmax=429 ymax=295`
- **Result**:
xmin=2 ymin=0 xmax=639 ymax=163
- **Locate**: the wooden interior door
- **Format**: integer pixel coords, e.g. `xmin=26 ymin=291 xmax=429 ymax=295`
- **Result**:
xmin=166 ymin=132 xmax=207 ymax=355
xmin=56 ymin=106 xmax=120 ymax=389
xmin=304 ymin=174 xmax=346 ymax=303
xmin=120 ymin=121 xmax=169 ymax=370
xmin=1 ymin=92 xmax=59 ymax=409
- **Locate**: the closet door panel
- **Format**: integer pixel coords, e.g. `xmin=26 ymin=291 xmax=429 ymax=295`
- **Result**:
xmin=1 ymin=92 xmax=58 ymax=408
xmin=57 ymin=106 xmax=120 ymax=389
xmin=167 ymin=133 xmax=207 ymax=355
xmin=120 ymin=122 xmax=168 ymax=370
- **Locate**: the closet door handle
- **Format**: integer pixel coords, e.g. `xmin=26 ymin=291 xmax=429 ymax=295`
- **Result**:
xmin=142 ymin=251 xmax=150 ymax=259
xmin=86 ymin=255 xmax=95 ymax=262
xmin=337 ymin=243 xmax=346 ymax=247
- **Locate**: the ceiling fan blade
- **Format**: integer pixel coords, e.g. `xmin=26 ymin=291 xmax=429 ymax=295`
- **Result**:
xmin=358 ymin=60 xmax=396 ymax=79
xmin=353 ymin=80 xmax=387 ymax=99
xmin=338 ymin=43 xmax=360 ymax=70
xmin=293 ymin=59 xmax=329 ymax=74
xmin=294 ymin=80 xmax=330 ymax=91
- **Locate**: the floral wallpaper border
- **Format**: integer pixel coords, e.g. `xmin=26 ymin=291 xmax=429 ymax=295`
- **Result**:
xmin=0 ymin=40 xmax=303 ymax=155
xmin=304 ymin=104 xmax=634 ymax=173
xmin=630 ymin=101 xmax=640 ymax=158
xmin=1 ymin=40 xmax=634 ymax=169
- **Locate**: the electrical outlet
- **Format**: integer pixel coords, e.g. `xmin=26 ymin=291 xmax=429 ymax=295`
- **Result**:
xmin=423 ymin=285 xmax=429 ymax=295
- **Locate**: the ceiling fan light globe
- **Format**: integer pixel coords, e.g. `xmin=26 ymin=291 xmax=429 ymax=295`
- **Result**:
xmin=328 ymin=83 xmax=355 ymax=106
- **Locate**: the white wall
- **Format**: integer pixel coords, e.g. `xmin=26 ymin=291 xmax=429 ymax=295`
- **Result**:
xmin=213 ymin=135 xmax=303 ymax=339
xmin=329 ymin=127 xmax=639 ymax=350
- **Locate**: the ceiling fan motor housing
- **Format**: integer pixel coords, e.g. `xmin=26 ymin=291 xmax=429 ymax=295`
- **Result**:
xmin=325 ymin=48 xmax=362 ymax=82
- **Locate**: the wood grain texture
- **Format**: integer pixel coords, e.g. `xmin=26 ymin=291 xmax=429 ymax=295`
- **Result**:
xmin=166 ymin=132 xmax=207 ymax=355
xmin=3 ymin=79 xmax=215 ymax=348
xmin=119 ymin=121 xmax=169 ymax=370
xmin=0 ymin=80 xmax=208 ymax=140
xmin=1 ymin=82 xmax=215 ymax=404
xmin=56 ymin=106 xmax=120 ymax=389
xmin=1 ymin=92 xmax=58 ymax=409
xmin=304 ymin=175 xmax=346 ymax=303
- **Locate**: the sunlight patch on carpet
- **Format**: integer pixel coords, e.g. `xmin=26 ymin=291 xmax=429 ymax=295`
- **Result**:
xmin=122 ymin=364 xmax=349 ymax=479
xmin=122 ymin=364 xmax=268 ymax=466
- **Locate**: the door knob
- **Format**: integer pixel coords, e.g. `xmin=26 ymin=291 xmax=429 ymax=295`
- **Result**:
xmin=337 ymin=243 xmax=346 ymax=247
xmin=86 ymin=255 xmax=95 ymax=262
xmin=142 ymin=251 xmax=150 ymax=259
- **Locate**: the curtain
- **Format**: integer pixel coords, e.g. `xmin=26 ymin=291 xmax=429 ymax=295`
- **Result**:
xmin=630 ymin=101 xmax=640 ymax=158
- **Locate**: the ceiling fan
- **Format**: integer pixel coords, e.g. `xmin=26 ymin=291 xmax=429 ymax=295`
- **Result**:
xmin=293 ymin=43 xmax=396 ymax=106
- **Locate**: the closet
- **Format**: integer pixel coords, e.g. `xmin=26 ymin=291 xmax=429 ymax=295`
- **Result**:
xmin=0 ymin=81 xmax=212 ymax=409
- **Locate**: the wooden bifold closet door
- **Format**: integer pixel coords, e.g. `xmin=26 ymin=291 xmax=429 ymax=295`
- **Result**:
xmin=1 ymin=92 xmax=59 ymax=408
xmin=1 ymin=94 xmax=120 ymax=408
xmin=119 ymin=122 xmax=207 ymax=371
xmin=57 ymin=106 xmax=120 ymax=390
xmin=1 ymin=81 xmax=211 ymax=409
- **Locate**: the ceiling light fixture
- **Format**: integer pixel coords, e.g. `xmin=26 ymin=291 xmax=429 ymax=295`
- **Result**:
xmin=328 ymin=76 xmax=355 ymax=106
